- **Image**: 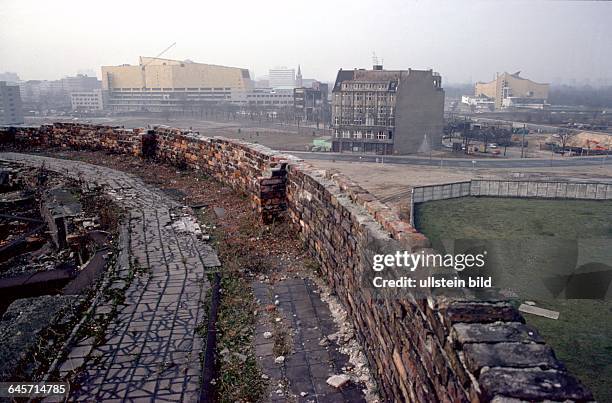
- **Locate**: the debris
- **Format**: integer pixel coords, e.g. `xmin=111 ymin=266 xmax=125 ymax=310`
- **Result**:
xmin=326 ymin=374 xmax=350 ymax=388
xmin=519 ymin=304 xmax=559 ymax=320
xmin=263 ymin=331 xmax=273 ymax=339
xmin=274 ymin=356 xmax=285 ymax=364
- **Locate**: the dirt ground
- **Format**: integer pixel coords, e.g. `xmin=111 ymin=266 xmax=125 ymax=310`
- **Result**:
xmin=26 ymin=116 xmax=328 ymax=152
xmin=309 ymin=159 xmax=612 ymax=208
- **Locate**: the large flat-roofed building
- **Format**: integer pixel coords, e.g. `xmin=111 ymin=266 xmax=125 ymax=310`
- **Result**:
xmin=0 ymin=81 xmax=24 ymax=125
xmin=101 ymin=57 xmax=253 ymax=112
xmin=269 ymin=67 xmax=296 ymax=90
xmin=475 ymin=71 xmax=549 ymax=110
xmin=71 ymin=89 xmax=104 ymax=111
xmin=331 ymin=66 xmax=444 ymax=155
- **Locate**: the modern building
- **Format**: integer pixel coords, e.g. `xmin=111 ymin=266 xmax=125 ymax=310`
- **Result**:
xmin=331 ymin=65 xmax=444 ymax=155
xmin=71 ymin=89 xmax=104 ymax=111
xmin=101 ymin=57 xmax=253 ymax=112
xmin=461 ymin=95 xmax=495 ymax=111
xmin=0 ymin=81 xmax=24 ymax=125
xmin=269 ymin=67 xmax=295 ymax=90
xmin=475 ymin=72 xmax=549 ymax=110
xmin=233 ymin=88 xmax=294 ymax=107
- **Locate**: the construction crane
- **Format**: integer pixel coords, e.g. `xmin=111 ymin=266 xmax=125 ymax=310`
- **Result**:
xmin=140 ymin=42 xmax=177 ymax=89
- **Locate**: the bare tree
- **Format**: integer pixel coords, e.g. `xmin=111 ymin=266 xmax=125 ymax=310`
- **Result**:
xmin=557 ymin=129 xmax=576 ymax=156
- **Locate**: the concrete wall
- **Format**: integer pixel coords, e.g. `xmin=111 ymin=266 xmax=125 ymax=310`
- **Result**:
xmin=413 ymin=179 xmax=612 ymax=203
xmin=1 ymin=123 xmax=594 ymax=402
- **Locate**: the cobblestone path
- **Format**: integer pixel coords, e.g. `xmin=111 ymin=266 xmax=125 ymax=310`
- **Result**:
xmin=253 ymin=277 xmax=367 ymax=403
xmin=1 ymin=153 xmax=220 ymax=402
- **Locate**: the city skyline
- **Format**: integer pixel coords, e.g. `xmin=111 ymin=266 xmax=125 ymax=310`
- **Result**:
xmin=1 ymin=0 xmax=611 ymax=85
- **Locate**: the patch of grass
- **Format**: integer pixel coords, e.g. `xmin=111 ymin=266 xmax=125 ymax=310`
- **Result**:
xmin=195 ymin=209 xmax=266 ymax=403
xmin=415 ymin=197 xmax=612 ymax=402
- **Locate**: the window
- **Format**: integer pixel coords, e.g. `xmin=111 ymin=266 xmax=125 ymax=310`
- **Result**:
xmin=377 ymin=131 xmax=387 ymax=139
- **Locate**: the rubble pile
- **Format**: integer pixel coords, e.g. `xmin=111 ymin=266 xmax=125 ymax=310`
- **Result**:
xmin=0 ymin=162 xmax=119 ymax=382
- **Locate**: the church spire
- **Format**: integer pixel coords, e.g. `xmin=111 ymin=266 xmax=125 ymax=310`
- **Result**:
xmin=296 ymin=64 xmax=303 ymax=87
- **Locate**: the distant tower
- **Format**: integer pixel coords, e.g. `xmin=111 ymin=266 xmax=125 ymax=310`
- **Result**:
xmin=296 ymin=64 xmax=303 ymax=88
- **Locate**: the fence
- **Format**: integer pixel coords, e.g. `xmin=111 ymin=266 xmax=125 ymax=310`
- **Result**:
xmin=411 ymin=179 xmax=612 ymax=225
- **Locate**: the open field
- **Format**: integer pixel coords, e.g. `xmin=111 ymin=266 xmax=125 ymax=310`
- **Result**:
xmin=25 ymin=115 xmax=328 ymax=151
xmin=308 ymin=159 xmax=612 ymax=209
xmin=415 ymin=197 xmax=612 ymax=402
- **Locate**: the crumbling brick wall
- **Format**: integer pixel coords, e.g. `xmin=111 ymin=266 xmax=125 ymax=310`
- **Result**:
xmin=0 ymin=123 xmax=593 ymax=402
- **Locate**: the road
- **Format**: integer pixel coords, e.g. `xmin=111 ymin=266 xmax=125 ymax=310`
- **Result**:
xmin=285 ymin=151 xmax=611 ymax=168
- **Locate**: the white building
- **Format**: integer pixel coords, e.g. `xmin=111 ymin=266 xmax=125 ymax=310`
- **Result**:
xmin=230 ymin=88 xmax=294 ymax=107
xmin=269 ymin=67 xmax=295 ymax=89
xmin=71 ymin=89 xmax=104 ymax=111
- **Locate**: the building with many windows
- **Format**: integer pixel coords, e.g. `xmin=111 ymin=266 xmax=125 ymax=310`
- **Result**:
xmin=71 ymin=89 xmax=104 ymax=111
xmin=268 ymin=67 xmax=296 ymax=90
xmin=294 ymin=81 xmax=329 ymax=125
xmin=101 ymin=57 xmax=253 ymax=112
xmin=0 ymin=81 xmax=24 ymax=125
xmin=331 ymin=65 xmax=444 ymax=154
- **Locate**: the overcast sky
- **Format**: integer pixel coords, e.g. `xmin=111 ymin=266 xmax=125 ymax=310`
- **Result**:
xmin=1 ymin=0 xmax=610 ymax=84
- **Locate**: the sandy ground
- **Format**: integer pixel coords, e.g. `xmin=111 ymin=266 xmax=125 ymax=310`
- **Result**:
xmin=309 ymin=159 xmax=612 ymax=208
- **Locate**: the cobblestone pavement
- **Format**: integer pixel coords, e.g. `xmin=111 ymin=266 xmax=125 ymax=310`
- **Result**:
xmin=0 ymin=153 xmax=220 ymax=402
xmin=253 ymin=277 xmax=367 ymax=403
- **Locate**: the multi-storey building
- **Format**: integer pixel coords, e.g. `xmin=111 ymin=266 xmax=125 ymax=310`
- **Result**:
xmin=269 ymin=67 xmax=295 ymax=90
xmin=475 ymin=72 xmax=549 ymax=110
xmin=294 ymin=81 xmax=329 ymax=124
xmin=71 ymin=89 xmax=104 ymax=111
xmin=101 ymin=57 xmax=253 ymax=113
xmin=331 ymin=65 xmax=444 ymax=154
xmin=0 ymin=81 xmax=24 ymax=125
xmin=233 ymin=88 xmax=294 ymax=107
xmin=18 ymin=75 xmax=101 ymax=110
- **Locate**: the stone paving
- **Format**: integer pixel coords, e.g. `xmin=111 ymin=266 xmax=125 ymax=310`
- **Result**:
xmin=253 ymin=277 xmax=367 ymax=403
xmin=0 ymin=153 xmax=220 ymax=402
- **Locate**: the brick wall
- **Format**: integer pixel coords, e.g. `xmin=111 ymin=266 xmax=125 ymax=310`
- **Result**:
xmin=0 ymin=123 xmax=593 ymax=402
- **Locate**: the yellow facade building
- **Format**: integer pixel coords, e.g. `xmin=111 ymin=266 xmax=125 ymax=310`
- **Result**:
xmin=475 ymin=72 xmax=549 ymax=109
xmin=100 ymin=57 xmax=253 ymax=112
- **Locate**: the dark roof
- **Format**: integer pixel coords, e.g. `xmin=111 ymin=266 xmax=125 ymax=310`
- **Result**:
xmin=333 ymin=69 xmax=355 ymax=92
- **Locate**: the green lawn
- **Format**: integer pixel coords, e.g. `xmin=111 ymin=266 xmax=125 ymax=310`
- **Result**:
xmin=415 ymin=197 xmax=612 ymax=402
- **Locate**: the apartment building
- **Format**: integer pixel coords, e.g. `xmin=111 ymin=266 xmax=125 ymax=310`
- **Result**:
xmin=331 ymin=66 xmax=444 ymax=154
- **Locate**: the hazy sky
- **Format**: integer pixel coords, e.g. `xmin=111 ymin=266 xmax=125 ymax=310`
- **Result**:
xmin=1 ymin=0 xmax=610 ymax=84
